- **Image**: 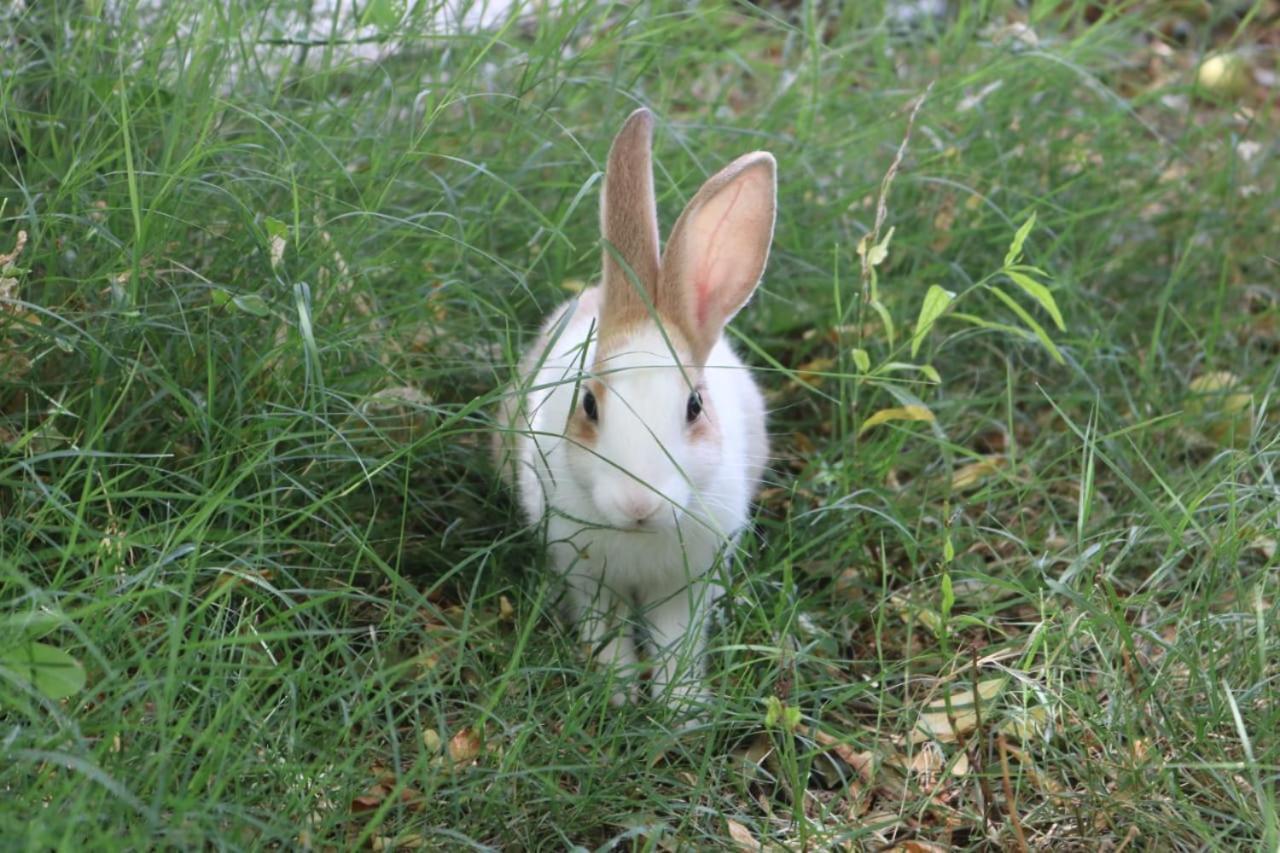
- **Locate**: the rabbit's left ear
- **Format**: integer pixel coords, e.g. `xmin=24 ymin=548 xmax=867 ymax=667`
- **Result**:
xmin=659 ymin=151 xmax=776 ymax=364
xmin=599 ymin=108 xmax=662 ymax=339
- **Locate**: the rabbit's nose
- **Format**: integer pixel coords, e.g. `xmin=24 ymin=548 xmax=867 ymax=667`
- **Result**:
xmin=618 ymin=493 xmax=662 ymax=525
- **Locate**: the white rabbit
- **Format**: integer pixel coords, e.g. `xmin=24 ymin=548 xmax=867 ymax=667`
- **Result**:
xmin=495 ymin=108 xmax=774 ymax=710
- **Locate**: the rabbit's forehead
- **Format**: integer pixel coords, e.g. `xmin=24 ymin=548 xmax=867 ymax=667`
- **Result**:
xmin=593 ymin=329 xmax=700 ymax=407
xmin=593 ymin=325 xmax=694 ymax=373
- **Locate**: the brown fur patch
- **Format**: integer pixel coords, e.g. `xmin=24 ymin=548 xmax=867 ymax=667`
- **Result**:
xmin=592 ymin=321 xmax=696 ymax=376
xmin=566 ymin=379 xmax=604 ymax=445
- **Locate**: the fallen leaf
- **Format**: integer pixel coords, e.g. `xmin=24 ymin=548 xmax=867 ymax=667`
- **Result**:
xmin=807 ymin=727 xmax=876 ymax=784
xmin=1249 ymin=537 xmax=1276 ymax=560
xmin=886 ymin=841 xmax=951 ymax=853
xmin=951 ymin=455 xmax=1006 ymax=490
xmin=913 ymin=679 xmax=1005 ymax=743
xmin=448 ymin=726 xmax=482 ymax=764
xmin=726 ymin=818 xmax=760 ymax=851
xmin=999 ymin=704 xmax=1052 ymax=743
xmin=0 ymin=229 xmax=27 ymax=267
xmin=908 ymin=740 xmax=945 ymax=792
xmin=859 ymin=404 xmax=935 ymax=436
xmin=794 ymin=356 xmax=836 ymax=388
xmin=1186 ymin=371 xmax=1252 ymax=447
xmin=352 ymin=786 xmax=387 ymax=813
xmin=373 ymin=835 xmax=425 ymax=851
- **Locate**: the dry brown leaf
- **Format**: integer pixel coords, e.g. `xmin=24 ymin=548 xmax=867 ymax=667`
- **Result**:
xmin=448 ymin=726 xmax=482 ymax=764
xmin=0 ymin=229 xmax=27 ymax=268
xmin=0 ymin=229 xmax=26 ymax=310
xmin=807 ymin=727 xmax=876 ymax=784
xmin=908 ymin=741 xmax=945 ymax=792
xmin=352 ymin=785 xmax=387 ymax=813
xmin=373 ymin=834 xmax=425 ymax=851
xmin=912 ymin=678 xmax=1005 ymax=743
xmin=886 ymin=841 xmax=951 ymax=852
xmin=726 ymin=818 xmax=760 ymax=851
xmin=998 ymin=704 xmax=1052 ymax=743
xmin=793 ymin=356 xmax=836 ymax=388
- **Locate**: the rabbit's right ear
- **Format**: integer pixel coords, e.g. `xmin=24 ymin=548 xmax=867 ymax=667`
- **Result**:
xmin=599 ymin=108 xmax=662 ymax=339
xmin=659 ymin=151 xmax=776 ymax=365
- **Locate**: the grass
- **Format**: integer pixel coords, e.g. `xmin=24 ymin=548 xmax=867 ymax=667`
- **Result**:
xmin=2 ymin=0 xmax=1277 ymax=848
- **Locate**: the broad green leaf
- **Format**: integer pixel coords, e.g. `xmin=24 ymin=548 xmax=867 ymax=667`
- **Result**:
xmin=232 ymin=293 xmax=271 ymax=317
xmin=0 ymin=641 xmax=86 ymax=700
xmin=989 ymin=287 xmax=1064 ymax=364
xmin=1003 ymin=211 xmax=1036 ymax=267
xmin=851 ymin=348 xmax=871 ymax=373
xmin=950 ymin=311 xmax=1031 ymax=338
xmin=858 ymin=404 xmax=935 ymax=436
xmin=868 ymin=298 xmax=895 ymax=345
xmin=0 ymin=610 xmax=68 ymax=636
xmin=210 ymin=288 xmax=232 ymax=307
xmin=1006 ymin=269 xmax=1065 ymax=331
xmin=911 ymin=285 xmax=955 ymax=357
xmin=941 ymin=572 xmax=955 ymax=617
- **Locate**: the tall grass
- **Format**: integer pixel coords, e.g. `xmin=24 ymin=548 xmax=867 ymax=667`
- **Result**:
xmin=2 ymin=0 xmax=1276 ymax=848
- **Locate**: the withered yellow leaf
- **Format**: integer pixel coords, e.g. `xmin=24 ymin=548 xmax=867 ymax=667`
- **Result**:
xmin=859 ymin=404 xmax=935 ymax=436
xmin=951 ymin=455 xmax=1007 ymax=490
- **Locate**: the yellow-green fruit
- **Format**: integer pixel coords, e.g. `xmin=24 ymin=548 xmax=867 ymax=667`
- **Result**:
xmin=1197 ymin=53 xmax=1248 ymax=100
xmin=1186 ymin=371 xmax=1253 ymax=447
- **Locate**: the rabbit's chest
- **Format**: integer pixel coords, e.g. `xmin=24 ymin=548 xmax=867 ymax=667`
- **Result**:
xmin=550 ymin=519 xmax=727 ymax=592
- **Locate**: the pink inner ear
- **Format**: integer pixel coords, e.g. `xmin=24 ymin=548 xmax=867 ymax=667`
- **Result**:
xmin=692 ymin=181 xmax=748 ymax=329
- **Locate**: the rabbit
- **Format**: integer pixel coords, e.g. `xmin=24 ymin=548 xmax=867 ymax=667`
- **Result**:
xmin=495 ymin=108 xmax=774 ymax=710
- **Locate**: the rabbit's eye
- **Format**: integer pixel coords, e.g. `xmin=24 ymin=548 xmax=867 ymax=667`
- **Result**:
xmin=686 ymin=391 xmax=702 ymax=423
xmin=582 ymin=389 xmax=599 ymax=421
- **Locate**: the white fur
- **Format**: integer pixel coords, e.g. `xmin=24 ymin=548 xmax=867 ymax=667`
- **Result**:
xmin=507 ymin=296 xmax=766 ymax=708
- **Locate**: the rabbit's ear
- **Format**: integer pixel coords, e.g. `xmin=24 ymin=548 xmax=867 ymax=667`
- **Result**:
xmin=659 ymin=151 xmax=776 ymax=364
xmin=599 ymin=108 xmax=662 ymax=338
